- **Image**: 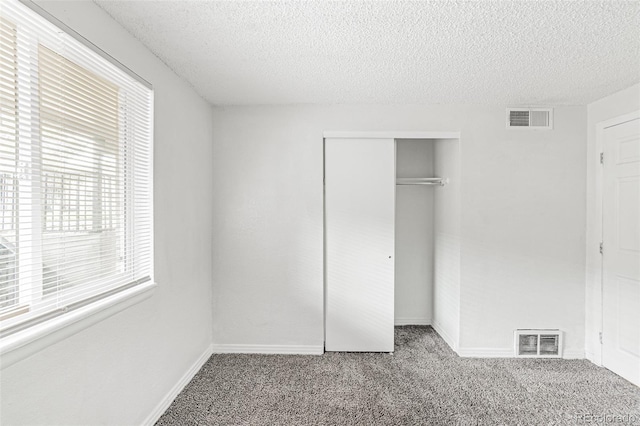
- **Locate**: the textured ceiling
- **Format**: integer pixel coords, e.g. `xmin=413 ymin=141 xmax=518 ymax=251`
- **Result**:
xmin=94 ymin=0 xmax=640 ymax=106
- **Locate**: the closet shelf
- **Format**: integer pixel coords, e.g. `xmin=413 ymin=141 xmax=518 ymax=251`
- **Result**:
xmin=396 ymin=177 xmax=448 ymax=186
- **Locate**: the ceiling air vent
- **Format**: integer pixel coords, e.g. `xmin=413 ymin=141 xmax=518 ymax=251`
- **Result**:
xmin=515 ymin=329 xmax=563 ymax=358
xmin=507 ymin=108 xmax=553 ymax=130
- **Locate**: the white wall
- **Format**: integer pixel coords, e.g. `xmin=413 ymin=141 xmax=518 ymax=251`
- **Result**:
xmin=211 ymin=107 xmax=324 ymax=350
xmin=211 ymin=104 xmax=586 ymax=357
xmin=458 ymin=107 xmax=586 ymax=357
xmin=395 ymin=140 xmax=434 ymax=325
xmin=585 ymin=84 xmax=640 ymax=364
xmin=433 ymin=138 xmax=461 ymax=350
xmin=0 ymin=2 xmax=214 ymax=425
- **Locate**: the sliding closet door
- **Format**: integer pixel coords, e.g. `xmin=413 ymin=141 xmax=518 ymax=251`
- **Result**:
xmin=325 ymin=138 xmax=395 ymax=352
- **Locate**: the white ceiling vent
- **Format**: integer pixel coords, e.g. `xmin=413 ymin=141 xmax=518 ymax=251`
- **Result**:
xmin=515 ymin=329 xmax=563 ymax=358
xmin=507 ymin=108 xmax=553 ymax=130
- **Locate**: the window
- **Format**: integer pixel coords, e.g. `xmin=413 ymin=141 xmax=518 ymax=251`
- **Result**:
xmin=0 ymin=0 xmax=153 ymax=335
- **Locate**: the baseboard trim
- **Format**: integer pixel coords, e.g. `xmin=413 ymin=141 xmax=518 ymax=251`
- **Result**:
xmin=211 ymin=344 xmax=324 ymax=355
xmin=457 ymin=348 xmax=585 ymax=359
xmin=457 ymin=347 xmax=514 ymax=358
xmin=585 ymin=350 xmax=602 ymax=366
xmin=562 ymin=349 xmax=585 ymax=359
xmin=395 ymin=318 xmax=431 ymax=326
xmin=431 ymin=320 xmax=458 ymax=353
xmin=142 ymin=344 xmax=213 ymax=426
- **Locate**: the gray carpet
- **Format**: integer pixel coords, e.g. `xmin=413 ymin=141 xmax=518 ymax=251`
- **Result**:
xmin=156 ymin=326 xmax=640 ymax=425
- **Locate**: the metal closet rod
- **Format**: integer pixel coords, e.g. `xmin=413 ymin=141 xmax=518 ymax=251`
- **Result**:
xmin=396 ymin=177 xmax=448 ymax=186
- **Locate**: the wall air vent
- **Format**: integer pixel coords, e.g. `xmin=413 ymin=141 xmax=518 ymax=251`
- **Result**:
xmin=515 ymin=329 xmax=563 ymax=358
xmin=507 ymin=108 xmax=553 ymax=130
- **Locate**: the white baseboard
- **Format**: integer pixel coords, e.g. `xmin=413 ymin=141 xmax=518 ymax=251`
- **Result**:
xmin=142 ymin=344 xmax=213 ymax=426
xmin=211 ymin=343 xmax=324 ymax=355
xmin=457 ymin=348 xmax=585 ymax=359
xmin=431 ymin=320 xmax=458 ymax=352
xmin=562 ymin=349 xmax=585 ymax=359
xmin=457 ymin=347 xmax=514 ymax=358
xmin=585 ymin=349 xmax=602 ymax=366
xmin=395 ymin=317 xmax=431 ymax=326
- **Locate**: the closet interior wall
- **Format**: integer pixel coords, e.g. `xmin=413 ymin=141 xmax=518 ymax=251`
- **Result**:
xmin=433 ymin=138 xmax=461 ymax=350
xmin=395 ymin=139 xmax=435 ymax=325
xmin=395 ymin=138 xmax=461 ymax=349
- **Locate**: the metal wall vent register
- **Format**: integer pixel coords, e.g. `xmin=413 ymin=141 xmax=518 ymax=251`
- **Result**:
xmin=515 ymin=329 xmax=563 ymax=358
xmin=507 ymin=108 xmax=553 ymax=129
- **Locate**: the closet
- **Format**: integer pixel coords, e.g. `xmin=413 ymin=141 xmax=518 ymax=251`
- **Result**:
xmin=324 ymin=133 xmax=460 ymax=352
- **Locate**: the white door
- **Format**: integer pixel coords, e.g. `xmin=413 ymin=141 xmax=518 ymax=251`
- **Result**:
xmin=602 ymin=117 xmax=640 ymax=387
xmin=325 ymin=138 xmax=395 ymax=352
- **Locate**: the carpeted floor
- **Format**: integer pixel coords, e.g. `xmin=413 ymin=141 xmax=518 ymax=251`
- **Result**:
xmin=156 ymin=326 xmax=640 ymax=425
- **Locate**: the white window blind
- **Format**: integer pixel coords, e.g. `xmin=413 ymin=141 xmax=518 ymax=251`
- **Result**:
xmin=0 ymin=0 xmax=153 ymax=335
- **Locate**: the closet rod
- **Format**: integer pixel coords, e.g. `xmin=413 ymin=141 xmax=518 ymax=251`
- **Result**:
xmin=396 ymin=177 xmax=448 ymax=186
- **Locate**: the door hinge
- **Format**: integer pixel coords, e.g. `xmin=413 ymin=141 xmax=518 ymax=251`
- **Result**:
xmin=600 ymin=152 xmax=604 ymax=164
xmin=599 ymin=331 xmax=603 ymax=344
xmin=599 ymin=242 xmax=604 ymax=255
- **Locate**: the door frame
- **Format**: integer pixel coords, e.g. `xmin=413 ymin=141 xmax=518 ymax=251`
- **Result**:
xmin=592 ymin=110 xmax=640 ymax=366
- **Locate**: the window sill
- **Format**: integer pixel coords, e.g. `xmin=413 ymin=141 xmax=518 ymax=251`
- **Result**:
xmin=0 ymin=281 xmax=157 ymax=369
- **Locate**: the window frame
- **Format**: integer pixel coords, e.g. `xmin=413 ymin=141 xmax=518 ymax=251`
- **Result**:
xmin=0 ymin=0 xmax=155 ymax=358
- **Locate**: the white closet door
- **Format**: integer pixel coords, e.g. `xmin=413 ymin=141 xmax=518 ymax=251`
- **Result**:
xmin=325 ymin=138 xmax=395 ymax=352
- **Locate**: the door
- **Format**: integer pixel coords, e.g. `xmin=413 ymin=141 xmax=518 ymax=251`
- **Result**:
xmin=324 ymin=138 xmax=395 ymax=352
xmin=602 ymin=116 xmax=640 ymax=387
